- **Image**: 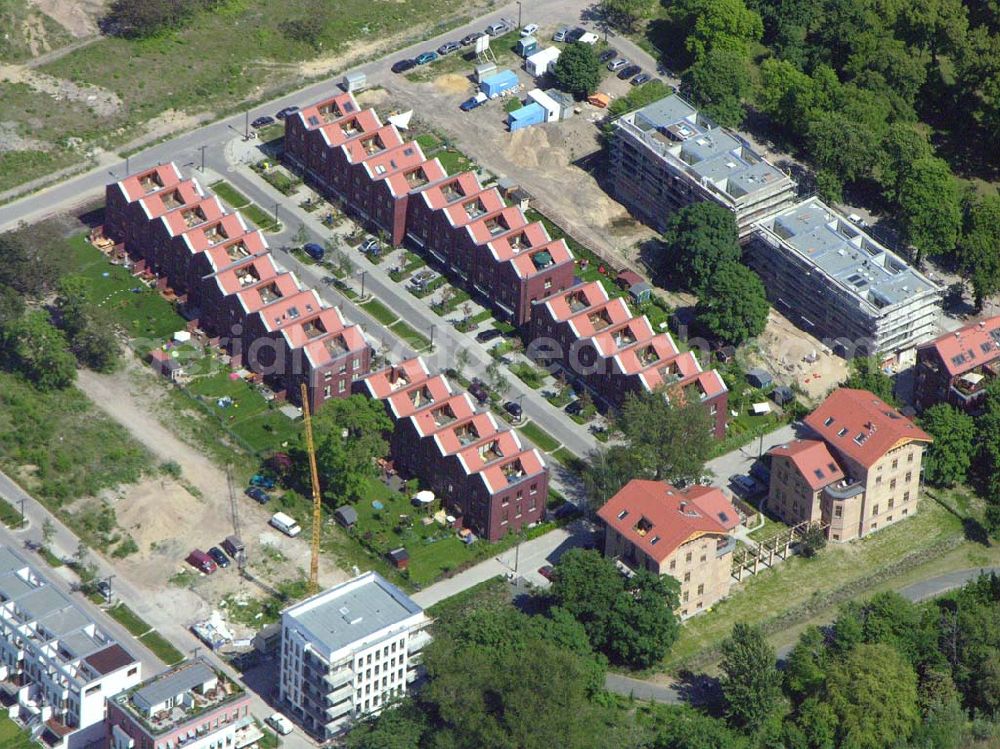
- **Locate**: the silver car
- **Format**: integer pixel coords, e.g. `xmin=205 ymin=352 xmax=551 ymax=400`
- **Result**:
xmin=607 ymin=58 xmax=630 ymax=72
xmin=553 ymin=26 xmax=569 ymax=42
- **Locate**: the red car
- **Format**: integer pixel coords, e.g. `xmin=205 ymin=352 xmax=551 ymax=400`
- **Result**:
xmin=186 ymin=549 xmax=218 ymax=575
xmin=538 ymin=565 xmax=554 ymax=581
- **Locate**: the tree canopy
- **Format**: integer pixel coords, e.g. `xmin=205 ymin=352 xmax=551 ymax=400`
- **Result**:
xmin=720 ymin=622 xmax=784 ymax=732
xmin=658 ymin=202 xmax=741 ymax=292
xmin=843 ymin=357 xmax=896 ymax=404
xmin=307 ymin=395 xmax=392 ymax=501
xmin=695 ymin=261 xmax=769 ymax=344
xmin=920 ymin=403 xmax=975 ymax=487
xmin=618 ymin=389 xmax=714 ymax=485
xmin=553 ymin=43 xmax=602 ymax=99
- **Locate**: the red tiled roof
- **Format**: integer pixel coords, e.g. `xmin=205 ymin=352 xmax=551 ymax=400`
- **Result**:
xmin=203 ymin=231 xmax=270 ymax=276
xmin=487 ymin=222 xmax=550 ymax=261
xmin=804 ymin=388 xmax=932 ymax=469
xmin=235 ymin=272 xmax=301 ymax=314
xmin=597 ymin=480 xmax=739 ymax=564
xmin=410 ymin=394 xmax=479 ymax=440
xmin=341 ymin=124 xmax=405 ymax=164
xmin=591 ymin=317 xmax=655 ymax=358
xmin=256 ymin=289 xmax=324 ymax=333
xmin=566 ymin=298 xmax=632 ymax=339
xmin=296 ymin=92 xmax=360 ymax=130
xmin=465 ymin=206 xmax=528 ymax=245
xmin=477 ymin=448 xmax=546 ymax=494
xmin=442 ymin=188 xmax=506 ymax=229
xmin=138 ymin=178 xmax=204 ymax=219
xmin=507 ymin=239 xmax=573 ymax=279
xmin=362 ymin=358 xmax=432 ymax=399
xmin=118 ymin=163 xmax=183 ymax=203
xmin=421 ymin=172 xmax=482 ymax=211
xmin=213 ymin=255 xmax=280 ymax=296
xmin=384 ymin=373 xmax=453 ymax=419
xmin=321 ymin=109 xmax=382 ymax=150
xmin=539 ymin=281 xmax=609 ymax=322
xmin=384 ymin=157 xmax=447 ymax=199
xmin=616 ymin=270 xmax=644 ymax=288
xmin=918 ymin=316 xmax=1000 ymax=377
xmin=769 ymin=439 xmax=845 ymax=490
xmin=160 ymin=196 xmax=226 ymax=237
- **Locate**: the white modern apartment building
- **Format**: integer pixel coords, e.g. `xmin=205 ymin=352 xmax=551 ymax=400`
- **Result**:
xmin=278 ymin=571 xmax=431 ymax=740
xmin=748 ymin=197 xmax=942 ymax=357
xmin=0 ymin=545 xmax=142 ymax=749
xmin=610 ymin=94 xmax=798 ymax=238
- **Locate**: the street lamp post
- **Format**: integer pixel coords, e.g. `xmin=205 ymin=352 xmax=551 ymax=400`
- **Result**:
xmin=104 ymin=574 xmax=116 ymax=604
xmin=244 ymin=112 xmax=250 ymax=140
xmin=273 ymin=203 xmax=280 ymax=227
xmin=198 ymin=145 xmax=206 ymax=172
xmin=17 ymin=499 xmax=25 ymax=529
xmin=359 ymin=270 xmax=367 ymax=298
xmin=429 ymin=324 xmax=436 ymax=347
xmin=516 ymin=1 xmax=522 ymax=29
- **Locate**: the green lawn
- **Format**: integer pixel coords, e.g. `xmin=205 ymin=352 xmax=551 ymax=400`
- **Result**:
xmin=240 ymin=203 xmax=282 ymax=233
xmin=550 ymin=447 xmax=586 ymax=472
xmin=209 ymin=179 xmax=250 ymax=209
xmin=180 ymin=354 xmax=301 ymax=453
xmin=64 ymin=233 xmax=186 ymax=341
xmin=434 ymin=148 xmax=475 ymax=175
xmin=360 ymin=298 xmax=400 ymax=326
xmin=107 ymin=603 xmax=153 ymax=637
xmin=664 ymin=495 xmax=970 ymax=671
xmin=139 ymin=631 xmax=185 ymax=666
xmin=0 ymin=371 xmax=150 ymax=508
xmin=0 ymin=714 xmax=33 ymax=749
xmin=516 ymin=421 xmax=561 ymax=453
xmin=389 ymin=320 xmax=432 ymax=351
xmin=747 ymin=513 xmax=790 ymax=542
xmin=0 ymin=499 xmax=24 ymax=529
xmin=509 ymin=362 xmax=546 ymax=389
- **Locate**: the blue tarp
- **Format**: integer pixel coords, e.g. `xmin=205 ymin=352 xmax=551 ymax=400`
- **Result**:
xmin=508 ymin=102 xmax=546 ymax=131
xmin=480 ymin=69 xmax=519 ymax=98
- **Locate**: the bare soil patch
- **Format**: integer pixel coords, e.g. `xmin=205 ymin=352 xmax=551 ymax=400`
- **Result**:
xmin=750 ymin=311 xmax=849 ymax=401
xmin=432 ymin=73 xmax=472 ymax=95
xmin=28 ymin=0 xmax=103 ymax=38
xmin=0 ymin=63 xmax=121 ymax=115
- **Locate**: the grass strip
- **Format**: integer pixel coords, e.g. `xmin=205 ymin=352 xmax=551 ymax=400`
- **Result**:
xmin=139 ymin=631 xmax=186 ymax=666
xmin=209 ymin=180 xmax=250 ymax=208
xmin=107 ymin=603 xmax=153 ymax=637
xmin=516 ymin=421 xmax=561 ymax=453
xmin=359 ymin=298 xmax=399 ymax=326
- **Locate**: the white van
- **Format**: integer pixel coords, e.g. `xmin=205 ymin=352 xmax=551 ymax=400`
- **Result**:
xmin=266 ymin=713 xmax=294 ymax=735
xmin=270 ymin=512 xmax=302 ymax=537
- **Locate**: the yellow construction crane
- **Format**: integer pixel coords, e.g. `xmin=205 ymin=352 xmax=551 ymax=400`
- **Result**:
xmin=300 ymin=383 xmax=323 ymax=596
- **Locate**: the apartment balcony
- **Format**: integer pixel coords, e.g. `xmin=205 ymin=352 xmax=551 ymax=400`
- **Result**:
xmin=408 ymin=630 xmax=432 ymax=654
xmin=326 ymin=698 xmax=352 ymax=721
xmin=326 ymin=683 xmax=354 ymax=706
xmin=716 ymin=537 xmax=737 ymax=557
xmin=325 ymin=714 xmax=352 ymax=735
xmin=823 ymin=478 xmax=865 ymax=501
xmin=324 ymin=668 xmax=354 ymax=689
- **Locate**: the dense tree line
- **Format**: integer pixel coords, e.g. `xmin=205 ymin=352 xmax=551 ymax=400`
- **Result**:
xmin=649 ymin=0 xmax=1000 ymax=292
xmin=345 ymin=567 xmax=1000 ymax=748
xmin=0 ymin=226 xmax=120 ymax=389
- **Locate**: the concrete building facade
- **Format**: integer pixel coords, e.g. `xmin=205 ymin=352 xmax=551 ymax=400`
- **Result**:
xmin=610 ymin=94 xmax=797 ymax=238
xmin=748 ymin=198 xmax=942 ymax=357
xmin=360 ymin=358 xmax=549 ymax=541
xmin=0 ymin=545 xmax=141 ymax=749
xmin=106 ymin=659 xmax=252 ymax=749
xmin=278 ymin=572 xmax=431 ymax=740
xmin=766 ymin=388 xmax=933 ymax=542
xmin=597 ymin=480 xmax=741 ymax=618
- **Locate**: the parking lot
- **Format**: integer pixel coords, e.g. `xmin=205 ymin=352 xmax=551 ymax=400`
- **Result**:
xmin=365 ymin=18 xmax=658 ymax=265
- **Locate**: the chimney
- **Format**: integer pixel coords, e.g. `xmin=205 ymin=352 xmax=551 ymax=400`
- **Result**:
xmin=679 ymin=501 xmax=687 ymax=512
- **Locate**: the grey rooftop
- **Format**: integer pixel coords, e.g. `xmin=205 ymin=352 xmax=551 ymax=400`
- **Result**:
xmin=757 ymin=198 xmax=939 ymax=310
xmin=283 ymin=571 xmax=424 ymax=656
xmin=132 ymin=660 xmax=216 ymax=709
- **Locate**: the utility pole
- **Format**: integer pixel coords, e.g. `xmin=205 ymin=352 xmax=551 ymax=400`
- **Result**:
xmin=359 ymin=270 xmax=367 ymax=298
xmin=104 ymin=574 xmax=116 ymax=604
xmin=273 ymin=203 xmax=280 ymax=227
xmin=244 ymin=112 xmax=250 ymax=140
xmin=429 ymin=324 xmax=436 ymax=347
xmin=125 ymin=156 xmax=130 ymax=176
xmin=516 ymin=1 xmax=522 ymax=28
xmin=198 ymin=145 xmax=206 ymax=172
xmin=17 ymin=498 xmax=25 ymax=529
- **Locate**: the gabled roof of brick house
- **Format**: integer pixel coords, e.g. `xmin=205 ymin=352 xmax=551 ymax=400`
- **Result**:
xmin=566 ymin=297 xmax=632 ymax=339
xmin=296 ymin=92 xmax=360 ymax=131
xmin=538 ymin=281 xmax=609 ymax=323
xmin=597 ymin=479 xmax=739 ymax=564
xmin=442 ymin=188 xmax=506 ymax=229
xmin=420 ymin=172 xmax=482 ymax=211
xmin=137 ymin=178 xmax=204 ymax=220
xmin=117 ymin=163 xmax=184 ymax=203
xmin=507 ymin=239 xmax=573 ymax=280
xmin=384 ymin=374 xmax=453 ymax=420
xmin=409 ymin=394 xmax=479 ymax=440
xmin=769 ymin=439 xmax=845 ymax=490
xmin=465 ymin=206 xmax=528 ymax=246
xmin=235 ymin=272 xmax=302 ymax=315
xmin=804 ymin=388 xmax=932 ymax=469
xmin=361 ymin=358 xmax=432 ymax=400
xmin=917 ymin=316 xmax=1000 ymax=377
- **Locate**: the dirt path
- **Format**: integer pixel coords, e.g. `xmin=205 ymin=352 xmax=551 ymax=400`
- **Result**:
xmin=76 ymin=363 xmax=229 ymax=504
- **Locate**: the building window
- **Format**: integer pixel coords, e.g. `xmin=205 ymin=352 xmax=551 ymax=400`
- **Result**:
xmin=872 ymin=504 xmax=879 ymax=516
xmin=669 ymin=559 xmax=675 ymax=570
xmin=902 ymin=508 xmax=908 ymax=516
xmin=888 ymin=497 xmax=895 ymax=509
xmin=834 ymin=505 xmax=843 ymax=518
xmin=905 ymin=471 xmax=912 ymax=483
xmin=697 ymin=583 xmax=704 ymax=595
xmin=682 ymin=591 xmax=689 ymax=602
xmin=700 ymin=554 xmax=706 ymax=563
xmin=871 ymin=522 xmax=878 ymax=530
xmin=832 ymin=534 xmax=840 ymax=541
xmin=908 ymin=451 xmax=914 ymax=463
xmin=903 ymin=491 xmax=910 ymax=502
xmin=890 ymin=479 xmax=896 ymax=490
xmin=683 ymin=572 xmax=691 ymax=582
xmin=887 ymin=515 xmax=893 ymax=522
xmin=338 ymin=380 xmax=346 ymax=393
xmin=892 ymin=459 xmax=898 ymax=470
xmin=685 ymin=551 xmax=692 ymax=563
xmin=323 ymin=386 xmax=331 ymax=398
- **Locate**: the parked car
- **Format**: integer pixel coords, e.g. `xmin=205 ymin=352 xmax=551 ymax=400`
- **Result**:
xmin=270 ymin=512 xmax=302 ymax=538
xmin=250 ymin=474 xmax=275 ymax=489
xmin=461 ymin=32 xmax=485 ymax=46
xmin=246 ymin=486 xmax=270 ymax=504
xmin=96 ymin=579 xmax=114 ymax=601
xmin=618 ymin=64 xmax=642 ymax=80
xmin=208 ymin=546 xmax=230 ymax=568
xmin=565 ymin=399 xmax=584 ymax=416
xmin=391 ymin=58 xmax=417 ymax=74
xmin=460 ymin=92 xmax=489 ymax=111
xmin=565 ymin=27 xmax=586 ymax=42
xmin=437 ymin=40 xmax=462 ymax=55
xmin=303 ymin=242 xmax=325 ymax=261
xmin=607 ymin=58 xmax=629 ymax=71
xmin=728 ymin=474 xmax=758 ymax=495
xmin=266 ymin=714 xmax=294 ymax=736
xmin=275 ymin=105 xmax=299 ymax=120
xmin=552 ymin=26 xmax=569 ymax=42
xmin=631 ymin=72 xmax=652 ymax=86
xmin=484 ymin=21 xmax=510 ymax=37
xmin=468 ymin=378 xmax=490 ymax=404
xmin=598 ymin=48 xmax=619 ymax=63
xmin=538 ymin=564 xmax=555 ymax=581
xmin=504 ymin=400 xmax=523 ymax=419
xmin=521 ymin=23 xmax=539 ymax=36
xmin=475 ymin=327 xmax=502 ymax=343
xmin=222 ymin=534 xmax=245 ymax=559
xmin=415 ymin=51 xmax=438 ymax=65
xmin=186 ymin=549 xmax=218 ymax=575
xmin=250 ymin=115 xmax=275 ymax=129
xmin=360 ymin=237 xmax=380 ymax=254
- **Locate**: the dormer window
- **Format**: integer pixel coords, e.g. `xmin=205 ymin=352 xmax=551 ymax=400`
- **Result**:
xmin=634 ymin=517 xmax=654 ymax=536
